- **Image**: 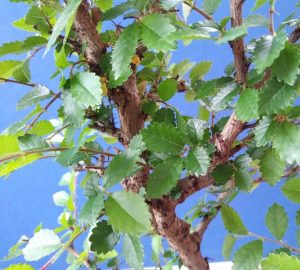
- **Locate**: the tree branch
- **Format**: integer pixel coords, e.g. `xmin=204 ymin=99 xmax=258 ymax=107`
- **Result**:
xmin=24 ymin=92 xmax=62 ymax=134
xmin=289 ymin=27 xmax=300 ymax=43
xmin=183 ymin=0 xmax=213 ymax=21
xmin=150 ymin=198 xmax=209 ymax=270
xmin=0 ymin=78 xmax=36 ymax=87
xmin=249 ymin=232 xmax=300 ymax=254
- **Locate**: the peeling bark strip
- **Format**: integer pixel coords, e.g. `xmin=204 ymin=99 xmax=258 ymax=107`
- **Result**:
xmin=109 ymin=74 xmax=145 ymax=145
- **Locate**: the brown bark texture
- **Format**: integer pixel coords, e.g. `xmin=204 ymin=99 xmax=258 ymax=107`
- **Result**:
xmin=72 ymin=0 xmax=250 ymax=269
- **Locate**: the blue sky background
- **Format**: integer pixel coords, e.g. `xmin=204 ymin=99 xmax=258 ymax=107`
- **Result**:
xmin=0 ymin=0 xmax=300 ymax=269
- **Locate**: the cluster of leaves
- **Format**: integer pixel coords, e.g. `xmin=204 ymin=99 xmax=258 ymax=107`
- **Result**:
xmin=1 ymin=0 xmax=300 ymax=269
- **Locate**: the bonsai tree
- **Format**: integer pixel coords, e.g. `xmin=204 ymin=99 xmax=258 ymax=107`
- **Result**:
xmin=1 ymin=0 xmax=300 ymax=269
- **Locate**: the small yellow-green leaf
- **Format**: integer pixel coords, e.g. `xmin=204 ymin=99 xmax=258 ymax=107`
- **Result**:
xmin=221 ymin=205 xmax=248 ymax=235
xmin=281 ymin=178 xmax=300 ymax=203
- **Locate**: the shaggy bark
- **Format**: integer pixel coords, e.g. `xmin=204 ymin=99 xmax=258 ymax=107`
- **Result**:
xmin=151 ymin=199 xmax=209 ymax=270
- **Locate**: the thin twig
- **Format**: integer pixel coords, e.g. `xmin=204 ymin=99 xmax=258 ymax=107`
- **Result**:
xmin=249 ymin=232 xmax=300 ymax=254
xmin=67 ymin=247 xmax=91 ymax=269
xmin=46 ymin=124 xmax=70 ymax=141
xmin=24 ymin=92 xmax=62 ymax=134
xmin=27 ymin=46 xmax=45 ymax=61
xmin=70 ymin=60 xmax=87 ymax=76
xmin=230 ymin=134 xmax=253 ymax=156
xmin=183 ymin=0 xmax=213 ymax=21
xmin=0 ymin=146 xmax=151 ymax=169
xmin=41 ymin=228 xmax=86 ymax=270
xmin=0 ymin=78 xmax=35 ymax=87
xmin=269 ymin=4 xmax=275 ymax=36
xmin=254 ymin=166 xmax=300 ymax=184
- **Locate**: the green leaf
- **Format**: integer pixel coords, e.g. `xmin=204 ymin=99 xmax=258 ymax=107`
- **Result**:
xmin=122 ymin=234 xmax=144 ymax=270
xmin=151 ymin=235 xmax=162 ymax=264
xmin=254 ymin=117 xmax=276 ymax=147
xmin=103 ymin=149 xmax=140 ymax=188
xmin=102 ymin=1 xmax=134 ymax=21
xmin=0 ymin=36 xmax=47 ymax=57
xmin=56 ymin=148 xmax=90 ymax=167
xmin=222 ymin=234 xmax=236 ymax=260
xmin=30 ymin=120 xmax=55 ymax=136
xmin=271 ymin=43 xmax=300 ymax=85
xmin=272 ymin=122 xmax=300 ymax=165
xmin=211 ymin=83 xmax=238 ymax=111
xmin=185 ymin=147 xmax=210 ymax=176
xmin=4 ymin=264 xmax=34 ymax=270
xmin=233 ymin=240 xmax=263 ymax=270
xmin=23 ymin=229 xmax=62 ymax=261
xmin=236 ymin=89 xmax=259 ymax=122
xmin=245 ymin=14 xmax=269 ymax=28
xmin=21 ymin=36 xmax=48 ymax=51
xmin=89 ymin=221 xmax=119 ymax=254
xmin=141 ymin=122 xmax=185 ymax=154
xmin=221 ymin=205 xmax=248 ymax=235
xmin=131 ymin=0 xmax=151 ymax=11
xmin=0 ymin=41 xmax=24 ymax=57
xmin=25 ymin=6 xmax=52 ymax=34
xmin=16 ymin=85 xmax=51 ymax=111
xmin=79 ymin=194 xmax=104 ymax=225
xmin=82 ymin=173 xmax=101 ymax=197
xmin=186 ymin=119 xmax=206 ymax=144
xmin=160 ymin=0 xmax=181 ymax=9
xmin=153 ymin=108 xmax=176 ymax=126
xmin=54 ymin=48 xmax=69 ymax=69
xmin=45 ymin=0 xmax=82 ymax=55
xmin=0 ymin=154 xmax=41 ymax=177
xmin=69 ymin=72 xmax=102 ymax=107
xmin=189 ymin=61 xmax=212 ymax=82
xmin=62 ymin=92 xmax=85 ymax=128
xmin=111 ymin=23 xmax=139 ymax=80
xmin=281 ymin=178 xmax=300 ymax=203
xmin=261 ymin=253 xmax=300 ymax=270
xmin=252 ymin=0 xmax=268 ymax=10
xmin=95 ymin=0 xmax=113 ymax=11
xmin=234 ymin=167 xmax=252 ymax=192
xmin=296 ymin=210 xmax=300 ymax=226
xmin=297 ymin=230 xmax=300 ymax=247
xmin=172 ymin=59 xmax=194 ymax=80
xmin=146 ymin=157 xmax=183 ymax=198
xmin=1 ymin=236 xmax=27 ymax=262
xmin=0 ymin=135 xmax=20 ymax=156
xmin=198 ymin=106 xmax=210 ymax=121
xmin=105 ymin=191 xmax=151 ymax=235
xmin=13 ymin=61 xmax=31 ymax=83
xmin=252 ymin=31 xmax=287 ymax=73
xmin=258 ymin=78 xmax=297 ymax=115
xmin=265 ymin=203 xmax=288 ymax=240
xmin=259 ymin=148 xmax=285 ymax=186
xmin=217 ymin=25 xmax=248 ymax=44
xmin=157 ymin=79 xmax=177 ymax=101
xmin=202 ymin=0 xmax=221 ymax=14
xmin=141 ymin=14 xmax=176 ymax=51
xmin=212 ymin=164 xmax=234 ymax=186
xmin=18 ymin=134 xmax=48 ymax=151
xmin=0 ymin=60 xmax=23 ymax=79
